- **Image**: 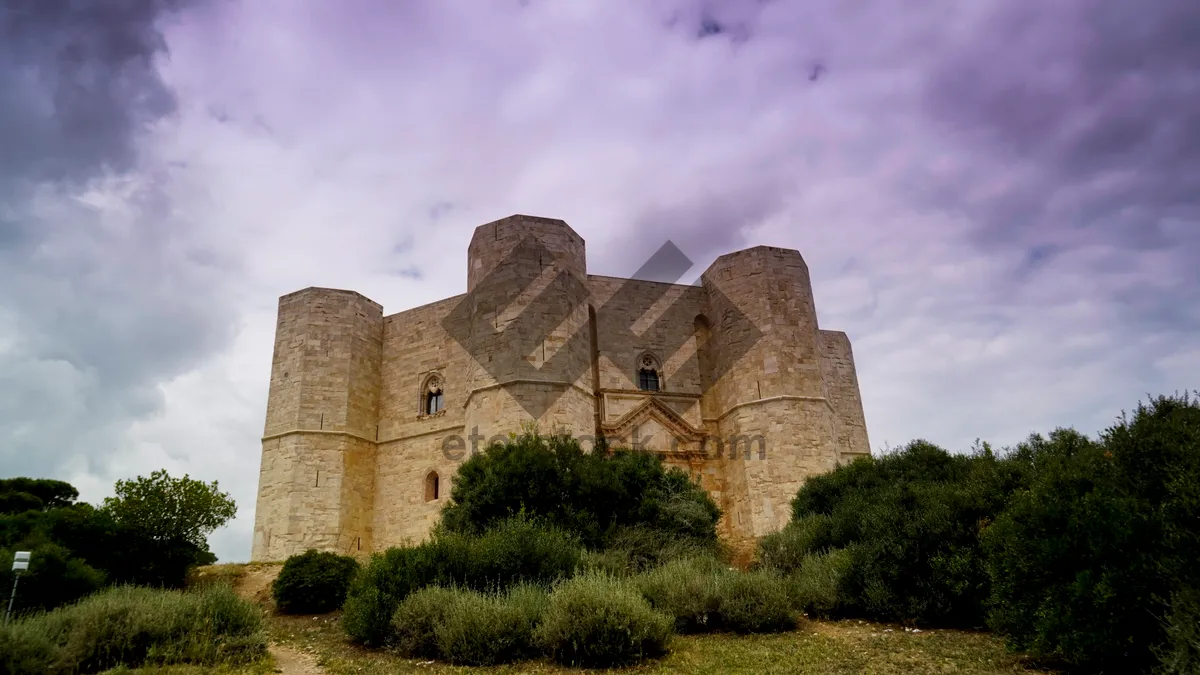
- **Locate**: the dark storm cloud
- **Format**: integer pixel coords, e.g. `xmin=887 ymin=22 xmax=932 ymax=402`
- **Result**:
xmin=0 ymin=0 xmax=236 ymax=479
xmin=919 ymin=0 xmax=1200 ymax=339
xmin=924 ymin=1 xmax=1200 ymax=247
xmin=0 ymin=0 xmax=191 ymax=187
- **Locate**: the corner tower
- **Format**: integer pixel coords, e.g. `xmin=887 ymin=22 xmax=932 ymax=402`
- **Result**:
xmin=251 ymin=288 xmax=383 ymax=561
xmin=701 ymin=247 xmax=841 ymax=544
xmin=459 ymin=215 xmax=595 ymax=442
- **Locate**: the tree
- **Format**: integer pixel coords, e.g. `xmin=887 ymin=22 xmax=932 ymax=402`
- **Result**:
xmin=984 ymin=393 xmax=1200 ymax=672
xmin=0 ymin=478 xmax=79 ymax=514
xmin=101 ymin=470 xmax=236 ymax=549
xmin=440 ymin=430 xmax=720 ymax=548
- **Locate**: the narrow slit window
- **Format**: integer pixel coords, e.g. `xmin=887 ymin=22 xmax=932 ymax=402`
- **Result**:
xmin=425 ymin=471 xmax=440 ymax=502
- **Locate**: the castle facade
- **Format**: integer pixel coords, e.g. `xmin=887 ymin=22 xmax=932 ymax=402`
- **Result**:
xmin=251 ymin=215 xmax=870 ymax=561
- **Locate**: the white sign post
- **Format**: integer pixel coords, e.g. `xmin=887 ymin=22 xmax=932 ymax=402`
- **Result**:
xmin=5 ymin=551 xmax=30 ymax=623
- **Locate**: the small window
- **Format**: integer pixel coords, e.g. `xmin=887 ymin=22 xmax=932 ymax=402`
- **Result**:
xmin=422 ymin=374 xmax=444 ymax=415
xmin=425 ymin=471 xmax=439 ymax=501
xmin=426 ymin=389 xmax=443 ymax=414
xmin=636 ymin=352 xmax=662 ymax=392
xmin=638 ymin=368 xmax=659 ymax=391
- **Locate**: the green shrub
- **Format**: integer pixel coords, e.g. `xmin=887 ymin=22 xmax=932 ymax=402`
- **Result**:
xmin=0 ymin=543 xmax=106 ymax=616
xmin=435 ymin=585 xmax=548 ymax=665
xmin=536 ymin=572 xmax=673 ymax=668
xmin=0 ymin=583 xmax=265 ymax=674
xmin=598 ymin=525 xmax=725 ymax=574
xmin=464 ymin=516 xmax=581 ymax=588
xmin=786 ymin=547 xmax=853 ymax=618
xmin=0 ymin=623 xmax=59 ymax=675
xmin=755 ymin=515 xmax=834 ymax=574
xmin=390 ymin=586 xmax=458 ymax=658
xmin=272 ymin=549 xmax=360 ymax=614
xmin=713 ymin=570 xmax=796 ymax=634
xmin=343 ymin=546 xmax=440 ymax=647
xmin=984 ymin=394 xmax=1200 ymax=673
xmin=440 ymin=431 xmax=721 ymax=546
xmin=343 ymin=517 xmax=580 ymax=647
xmin=578 ymin=548 xmax=634 ymax=577
xmin=633 ymin=556 xmax=724 ymax=633
xmin=786 ymin=439 xmax=1026 ymax=626
xmin=1157 ymin=587 xmax=1200 ymax=675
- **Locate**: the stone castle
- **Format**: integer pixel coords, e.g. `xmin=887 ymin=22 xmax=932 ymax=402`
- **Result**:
xmin=251 ymin=215 xmax=870 ymax=561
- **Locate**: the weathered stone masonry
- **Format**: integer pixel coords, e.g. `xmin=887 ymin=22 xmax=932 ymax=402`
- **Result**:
xmin=251 ymin=215 xmax=871 ymax=561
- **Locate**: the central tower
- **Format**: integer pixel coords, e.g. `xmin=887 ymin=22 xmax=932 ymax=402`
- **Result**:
xmin=459 ymin=215 xmax=595 ymax=442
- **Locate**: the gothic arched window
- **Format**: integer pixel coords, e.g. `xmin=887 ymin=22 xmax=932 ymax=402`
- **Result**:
xmin=422 ymin=374 xmax=444 ymax=415
xmin=637 ymin=353 xmax=662 ymax=392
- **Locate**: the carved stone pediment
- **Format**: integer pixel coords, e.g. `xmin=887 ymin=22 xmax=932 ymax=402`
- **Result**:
xmin=600 ymin=396 xmax=706 ymax=457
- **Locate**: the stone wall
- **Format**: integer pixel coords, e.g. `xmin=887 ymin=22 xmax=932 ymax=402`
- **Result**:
xmin=252 ymin=288 xmax=382 ymax=560
xmin=819 ymin=329 xmax=872 ymax=460
xmin=250 ymin=215 xmax=872 ymax=562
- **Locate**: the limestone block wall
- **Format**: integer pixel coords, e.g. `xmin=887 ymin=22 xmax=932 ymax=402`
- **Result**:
xmin=251 ymin=215 xmax=873 ymax=562
xmin=374 ymin=295 xmax=471 ymax=550
xmin=252 ymin=288 xmax=383 ymax=560
xmin=701 ymin=247 xmax=840 ymax=541
xmin=818 ymin=330 xmax=872 ymax=461
xmin=462 ymin=215 xmax=594 ymax=442
xmin=588 ymin=276 xmax=708 ymax=395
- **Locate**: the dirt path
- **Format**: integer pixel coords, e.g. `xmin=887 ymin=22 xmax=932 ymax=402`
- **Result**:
xmin=270 ymin=644 xmax=327 ymax=675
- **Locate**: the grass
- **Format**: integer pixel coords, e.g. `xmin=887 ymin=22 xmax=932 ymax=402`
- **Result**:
xmin=266 ymin=611 xmax=1049 ymax=674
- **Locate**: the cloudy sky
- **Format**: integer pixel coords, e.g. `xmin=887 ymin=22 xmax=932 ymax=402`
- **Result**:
xmin=2 ymin=0 xmax=1197 ymax=562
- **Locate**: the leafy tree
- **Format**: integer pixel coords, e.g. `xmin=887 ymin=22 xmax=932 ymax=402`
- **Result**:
xmin=440 ymin=431 xmax=720 ymax=548
xmin=101 ymin=470 xmax=236 ymax=549
xmin=784 ymin=439 xmax=1029 ymax=626
xmin=0 ymin=478 xmax=79 ymax=514
xmin=984 ymin=393 xmax=1200 ymax=672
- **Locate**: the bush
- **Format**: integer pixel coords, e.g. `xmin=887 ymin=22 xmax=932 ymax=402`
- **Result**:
xmin=633 ymin=556 xmax=724 ymax=633
xmin=786 ymin=547 xmax=853 ymax=618
xmin=536 ymin=572 xmax=673 ymax=668
xmin=342 ymin=517 xmax=580 ymax=647
xmin=0 ymin=584 xmax=266 ymax=674
xmin=272 ymin=549 xmax=360 ymax=614
xmin=713 ymin=570 xmax=797 ymax=634
xmin=343 ymin=546 xmax=441 ymax=647
xmin=436 ymin=585 xmax=548 ymax=665
xmin=463 ymin=516 xmax=582 ymax=588
xmin=755 ymin=515 xmax=834 ymax=574
xmin=0 ymin=543 xmax=106 ymax=616
xmin=390 ymin=586 xmax=459 ymax=658
xmin=787 ymin=439 xmax=1026 ymax=626
xmin=984 ymin=394 xmax=1200 ymax=673
xmin=440 ymin=431 xmax=721 ymax=546
xmin=1157 ymin=587 xmax=1200 ymax=675
xmin=598 ymin=525 xmax=726 ymax=575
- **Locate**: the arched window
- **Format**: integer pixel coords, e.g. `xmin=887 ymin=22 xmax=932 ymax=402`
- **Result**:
xmin=425 ymin=471 xmax=439 ymax=501
xmin=421 ymin=374 xmax=444 ymax=415
xmin=637 ymin=352 xmax=662 ymax=392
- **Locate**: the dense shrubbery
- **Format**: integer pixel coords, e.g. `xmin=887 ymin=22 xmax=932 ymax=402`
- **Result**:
xmin=983 ymin=395 xmax=1200 ymax=672
xmin=440 ymin=430 xmax=721 ymax=548
xmin=536 ymin=572 xmax=674 ymax=668
xmin=0 ymin=472 xmax=235 ymax=614
xmin=342 ymin=516 xmax=581 ymax=646
xmin=774 ymin=439 xmax=1025 ymax=627
xmin=392 ymin=584 xmax=548 ymax=665
xmin=632 ymin=556 xmax=724 ymax=633
xmin=760 ymin=391 xmax=1200 ymax=674
xmin=273 ymin=549 xmax=360 ymax=614
xmin=0 ymin=584 xmax=265 ymax=674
